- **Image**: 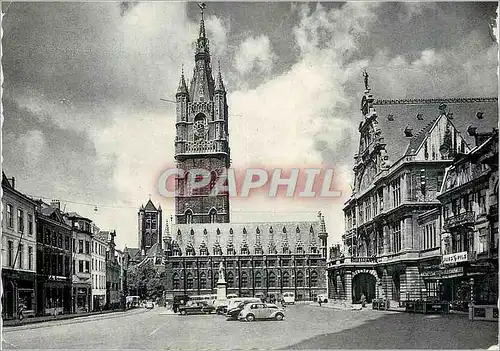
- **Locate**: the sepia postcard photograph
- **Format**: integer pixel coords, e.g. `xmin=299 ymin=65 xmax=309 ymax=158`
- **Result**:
xmin=0 ymin=1 xmax=499 ymax=350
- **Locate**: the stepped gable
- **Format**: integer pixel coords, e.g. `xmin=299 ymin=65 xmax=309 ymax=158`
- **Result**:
xmin=373 ymin=97 xmax=498 ymax=162
xmin=171 ymin=221 xmax=321 ymax=255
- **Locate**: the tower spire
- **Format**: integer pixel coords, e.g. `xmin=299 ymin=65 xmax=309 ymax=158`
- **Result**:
xmin=215 ymin=60 xmax=225 ymax=92
xmin=176 ymin=65 xmax=188 ymax=96
xmin=198 ymin=2 xmax=207 ymax=38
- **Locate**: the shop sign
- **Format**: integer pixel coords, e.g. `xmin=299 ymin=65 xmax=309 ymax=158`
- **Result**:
xmin=441 ymin=266 xmax=464 ymax=278
xmin=442 ymin=252 xmax=468 ymax=265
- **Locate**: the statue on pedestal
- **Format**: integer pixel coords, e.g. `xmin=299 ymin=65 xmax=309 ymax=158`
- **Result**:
xmin=217 ymin=262 xmax=226 ymax=284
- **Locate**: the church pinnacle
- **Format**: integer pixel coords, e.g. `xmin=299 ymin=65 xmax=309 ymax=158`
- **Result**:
xmin=214 ymin=60 xmax=225 ymax=93
xmin=176 ymin=65 xmax=188 ymax=96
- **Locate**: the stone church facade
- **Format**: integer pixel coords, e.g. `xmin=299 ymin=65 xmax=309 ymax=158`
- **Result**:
xmin=162 ymin=6 xmax=328 ymax=301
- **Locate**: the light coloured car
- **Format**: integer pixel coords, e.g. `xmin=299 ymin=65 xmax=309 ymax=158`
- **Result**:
xmin=145 ymin=301 xmax=154 ymax=309
xmin=238 ymin=302 xmax=285 ymax=322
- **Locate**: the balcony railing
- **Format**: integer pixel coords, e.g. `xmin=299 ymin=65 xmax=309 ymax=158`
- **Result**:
xmin=175 ymin=140 xmax=229 ymax=156
xmin=444 ymin=211 xmax=475 ymax=229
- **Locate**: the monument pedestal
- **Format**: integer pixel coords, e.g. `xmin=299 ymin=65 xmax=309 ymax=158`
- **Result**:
xmin=217 ymin=281 xmax=227 ymax=301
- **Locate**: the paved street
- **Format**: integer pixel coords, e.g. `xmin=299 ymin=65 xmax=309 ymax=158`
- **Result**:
xmin=2 ymin=304 xmax=498 ymax=349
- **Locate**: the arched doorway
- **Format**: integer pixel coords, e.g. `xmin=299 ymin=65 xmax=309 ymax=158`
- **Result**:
xmin=352 ymin=273 xmax=376 ymax=303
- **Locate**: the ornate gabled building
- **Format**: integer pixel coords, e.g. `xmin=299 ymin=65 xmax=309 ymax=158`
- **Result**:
xmin=326 ymin=73 xmax=498 ymax=306
xmin=162 ymin=5 xmax=328 ymax=302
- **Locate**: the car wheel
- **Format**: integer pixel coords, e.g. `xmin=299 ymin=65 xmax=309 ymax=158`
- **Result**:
xmin=180 ymin=310 xmax=187 ymax=315
xmin=275 ymin=313 xmax=284 ymax=321
xmin=246 ymin=314 xmax=255 ymax=322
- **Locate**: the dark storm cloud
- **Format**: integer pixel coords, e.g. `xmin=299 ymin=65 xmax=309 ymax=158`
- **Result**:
xmin=2 ymin=2 xmax=175 ymax=125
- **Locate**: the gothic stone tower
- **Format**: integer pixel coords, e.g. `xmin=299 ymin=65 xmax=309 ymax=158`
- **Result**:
xmin=138 ymin=199 xmax=163 ymax=254
xmin=174 ymin=4 xmax=230 ymax=225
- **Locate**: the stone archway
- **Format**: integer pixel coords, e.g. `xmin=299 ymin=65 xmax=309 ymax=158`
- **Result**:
xmin=352 ymin=269 xmax=378 ymax=303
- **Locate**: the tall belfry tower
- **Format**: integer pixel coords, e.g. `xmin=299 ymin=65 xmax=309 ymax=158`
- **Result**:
xmin=174 ymin=3 xmax=230 ymax=225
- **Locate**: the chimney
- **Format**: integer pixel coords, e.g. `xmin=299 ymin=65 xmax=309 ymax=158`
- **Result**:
xmin=51 ymin=199 xmax=61 ymax=210
xmin=9 ymin=177 xmax=15 ymax=189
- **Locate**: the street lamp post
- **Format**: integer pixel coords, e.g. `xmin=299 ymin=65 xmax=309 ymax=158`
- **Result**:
xmin=468 ymin=278 xmax=475 ymax=321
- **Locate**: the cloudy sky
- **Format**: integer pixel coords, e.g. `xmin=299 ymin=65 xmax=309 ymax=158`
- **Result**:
xmin=2 ymin=2 xmax=498 ymax=249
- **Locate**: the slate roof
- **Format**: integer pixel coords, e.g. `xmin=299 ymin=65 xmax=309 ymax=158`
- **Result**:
xmin=171 ymin=221 xmax=324 ymax=255
xmin=373 ymin=98 xmax=498 ymax=164
xmin=144 ymin=199 xmax=158 ymax=212
xmin=127 ymin=247 xmax=142 ymax=260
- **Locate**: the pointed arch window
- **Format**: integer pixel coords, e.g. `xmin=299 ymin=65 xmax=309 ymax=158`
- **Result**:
xmin=268 ymin=272 xmax=276 ymax=287
xmin=185 ymin=209 xmax=193 ymax=224
xmin=296 ymin=246 xmax=304 ymax=254
xmin=296 ymin=271 xmax=304 ymax=287
xmin=186 ymin=272 xmax=194 ymax=290
xmin=200 ymin=272 xmax=207 ymax=289
xmin=254 ymin=272 xmax=262 ymax=288
xmin=310 ymin=270 xmax=318 ymax=287
xmin=282 ymin=246 xmax=291 ymax=254
xmin=209 ymin=171 xmax=218 ymax=194
xmin=282 ymin=271 xmax=290 ymax=287
xmin=172 ymin=273 xmax=180 ymax=290
xmin=209 ymin=209 xmax=217 ymax=223
xmin=226 ymin=271 xmax=234 ymax=288
xmin=241 ymin=272 xmax=249 ymax=288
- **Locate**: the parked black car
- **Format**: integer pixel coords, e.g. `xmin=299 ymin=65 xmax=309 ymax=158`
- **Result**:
xmin=178 ymin=301 xmax=215 ymax=315
xmin=172 ymin=295 xmax=190 ymax=313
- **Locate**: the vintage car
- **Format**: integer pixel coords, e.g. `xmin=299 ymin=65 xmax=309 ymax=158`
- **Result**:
xmin=226 ymin=298 xmax=262 ymax=320
xmin=238 ymin=302 xmax=285 ymax=322
xmin=145 ymin=301 xmax=154 ymax=309
xmin=178 ymin=301 xmax=215 ymax=315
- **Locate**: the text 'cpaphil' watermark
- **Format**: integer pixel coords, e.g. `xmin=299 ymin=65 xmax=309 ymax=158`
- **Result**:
xmin=157 ymin=168 xmax=342 ymax=198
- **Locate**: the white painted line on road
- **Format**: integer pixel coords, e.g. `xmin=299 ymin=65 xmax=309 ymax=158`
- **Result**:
xmin=2 ymin=337 xmax=18 ymax=349
xmin=149 ymin=326 xmax=163 ymax=336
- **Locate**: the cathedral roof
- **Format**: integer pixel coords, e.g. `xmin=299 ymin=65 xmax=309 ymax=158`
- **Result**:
xmin=171 ymin=220 xmax=323 ymax=256
xmin=373 ymin=98 xmax=498 ymax=164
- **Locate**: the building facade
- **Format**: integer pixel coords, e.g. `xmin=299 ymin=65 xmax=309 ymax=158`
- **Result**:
xmin=435 ymin=129 xmax=498 ymax=310
xmin=2 ymin=173 xmax=38 ymax=319
xmin=173 ymin=5 xmax=230 ymax=225
xmin=326 ymin=75 xmax=498 ymax=306
xmin=164 ymin=216 xmax=328 ymax=301
xmin=91 ymin=229 xmax=107 ymax=311
xmin=35 ymin=200 xmax=73 ymax=316
xmin=105 ymin=230 xmax=124 ymax=310
xmin=67 ymin=212 xmax=93 ymax=313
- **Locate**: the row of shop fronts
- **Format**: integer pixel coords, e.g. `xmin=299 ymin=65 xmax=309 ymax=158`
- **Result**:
xmin=1 ymin=173 xmax=126 ymax=319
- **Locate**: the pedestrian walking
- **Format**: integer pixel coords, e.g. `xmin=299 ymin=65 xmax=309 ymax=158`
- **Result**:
xmin=360 ymin=293 xmax=366 ymax=308
xmin=17 ymin=303 xmax=25 ymax=321
xmin=318 ymin=296 xmax=322 ymax=307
